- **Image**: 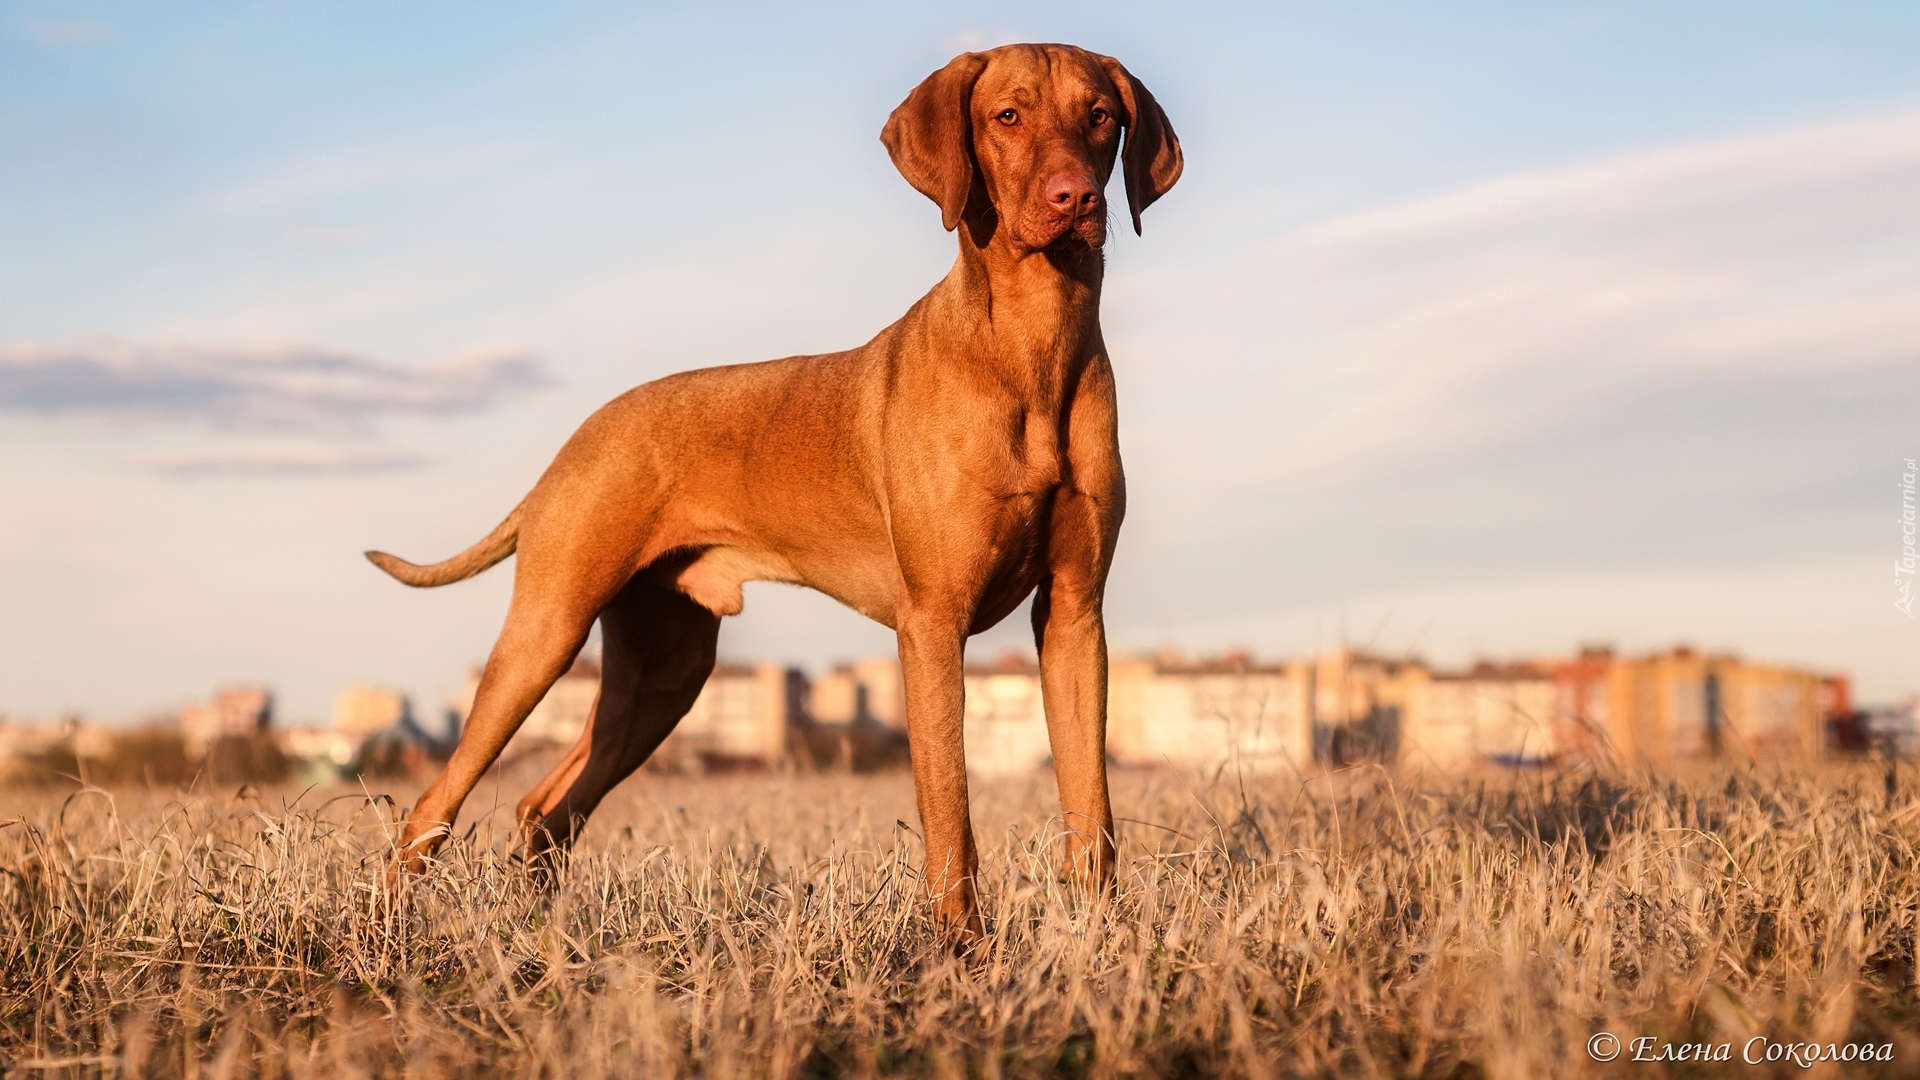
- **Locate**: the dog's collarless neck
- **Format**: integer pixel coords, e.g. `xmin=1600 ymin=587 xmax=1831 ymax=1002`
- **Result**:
xmin=936 ymin=234 xmax=1104 ymax=397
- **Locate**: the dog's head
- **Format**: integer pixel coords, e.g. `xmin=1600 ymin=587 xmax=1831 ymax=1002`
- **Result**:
xmin=882 ymin=44 xmax=1182 ymax=252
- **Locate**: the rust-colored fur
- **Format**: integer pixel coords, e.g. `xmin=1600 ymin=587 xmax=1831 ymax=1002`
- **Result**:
xmin=370 ymin=43 xmax=1181 ymax=939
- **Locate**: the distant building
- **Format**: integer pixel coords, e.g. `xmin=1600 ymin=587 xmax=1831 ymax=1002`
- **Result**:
xmin=961 ymin=654 xmax=1052 ymax=777
xmin=785 ymin=659 xmax=908 ymax=771
xmin=1571 ymin=648 xmax=1828 ymax=766
xmin=1109 ymin=651 xmax=1312 ymax=773
xmin=814 ymin=651 xmax=1327 ymax=778
xmin=431 ymin=640 xmax=1858 ymax=777
xmin=67 ymin=719 xmax=118 ymax=761
xmin=654 ymin=662 xmax=792 ymax=770
xmin=333 ymin=684 xmax=408 ymax=738
xmin=809 ymin=665 xmax=862 ymax=726
xmin=0 ymin=719 xmax=64 ymax=775
xmin=808 ymin=658 xmax=906 ymax=729
xmin=1293 ymin=645 xmax=1845 ymax=770
xmin=850 ymin=657 xmax=906 ymax=730
xmin=954 ymin=649 xmax=1318 ymax=778
xmin=1401 ymin=662 xmax=1558 ymax=769
xmin=453 ymin=657 xmax=601 ymax=756
xmin=179 ymin=685 xmax=271 ymax=757
xmin=0 ymin=717 xmax=164 ymax=785
xmin=450 ymin=657 xmax=794 ymax=770
xmin=1710 ymin=658 xmax=1828 ymax=760
xmin=523 ymin=657 xmax=602 ymax=747
xmin=1307 ymin=649 xmax=1423 ymax=767
xmin=281 ymin=725 xmax=357 ymax=770
xmin=1864 ymin=700 xmax=1919 ymax=756
xmin=1550 ymin=647 xmax=1618 ymax=762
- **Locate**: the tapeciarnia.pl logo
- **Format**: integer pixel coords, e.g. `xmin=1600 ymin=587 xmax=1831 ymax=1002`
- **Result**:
xmin=1899 ymin=457 xmax=1917 ymax=618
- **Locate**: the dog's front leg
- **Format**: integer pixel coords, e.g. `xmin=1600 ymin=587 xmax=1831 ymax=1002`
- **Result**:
xmin=1032 ymin=574 xmax=1116 ymax=897
xmin=897 ymin=612 xmax=984 ymax=943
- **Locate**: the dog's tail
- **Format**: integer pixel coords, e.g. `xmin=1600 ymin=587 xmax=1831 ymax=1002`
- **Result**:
xmin=365 ymin=504 xmax=523 ymax=588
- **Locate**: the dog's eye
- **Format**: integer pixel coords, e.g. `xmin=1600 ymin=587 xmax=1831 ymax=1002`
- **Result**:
xmin=995 ymin=109 xmax=1018 ymax=126
xmin=1090 ymin=107 xmax=1109 ymax=126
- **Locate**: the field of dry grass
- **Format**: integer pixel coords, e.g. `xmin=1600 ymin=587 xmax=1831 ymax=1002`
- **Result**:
xmin=5 ymin=759 xmax=1920 ymax=1078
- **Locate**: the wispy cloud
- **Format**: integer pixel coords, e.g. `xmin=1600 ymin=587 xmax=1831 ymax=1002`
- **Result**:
xmin=1110 ymin=107 xmax=1920 ymax=613
xmin=126 ymin=442 xmax=426 ymax=478
xmin=942 ymin=28 xmax=1023 ymax=54
xmin=22 ymin=20 xmax=117 ymax=47
xmin=215 ymin=141 xmax=531 ymax=213
xmin=0 ymin=342 xmax=550 ymax=431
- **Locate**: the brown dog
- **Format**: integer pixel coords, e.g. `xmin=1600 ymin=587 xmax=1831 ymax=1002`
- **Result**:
xmin=368 ymin=43 xmax=1180 ymax=938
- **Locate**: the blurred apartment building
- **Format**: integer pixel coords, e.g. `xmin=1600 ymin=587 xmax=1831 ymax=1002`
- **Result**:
xmin=435 ymin=643 xmax=1875 ymax=775
xmin=178 ymin=685 xmax=271 ymax=757
xmin=1193 ymin=645 xmax=1845 ymax=772
xmin=450 ymin=657 xmax=603 ymax=752
xmin=1544 ymin=647 xmax=1838 ymax=766
xmin=659 ymin=663 xmax=795 ymax=769
xmin=0 ymin=684 xmax=286 ymax=786
xmin=1 ymin=641 xmax=1886 ymax=787
xmin=449 ymin=658 xmax=794 ymax=771
xmin=797 ymin=645 xmax=1855 ymax=775
xmin=1106 ymin=651 xmax=1312 ymax=776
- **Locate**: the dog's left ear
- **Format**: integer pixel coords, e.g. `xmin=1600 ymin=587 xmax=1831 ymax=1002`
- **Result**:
xmin=1097 ymin=56 xmax=1183 ymax=235
xmin=882 ymin=52 xmax=990 ymax=232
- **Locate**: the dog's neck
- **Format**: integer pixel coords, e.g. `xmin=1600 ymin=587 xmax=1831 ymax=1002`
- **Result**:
xmin=939 ymin=212 xmax=1106 ymax=403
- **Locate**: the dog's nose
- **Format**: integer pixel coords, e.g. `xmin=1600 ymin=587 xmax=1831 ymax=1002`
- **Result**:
xmin=1045 ymin=172 xmax=1100 ymax=217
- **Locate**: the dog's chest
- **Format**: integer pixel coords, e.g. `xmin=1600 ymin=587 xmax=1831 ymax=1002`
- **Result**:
xmin=975 ymin=411 xmax=1069 ymax=557
xmin=1001 ymin=406 xmax=1066 ymax=493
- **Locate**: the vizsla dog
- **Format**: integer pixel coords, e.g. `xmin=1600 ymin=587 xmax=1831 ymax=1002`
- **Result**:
xmin=369 ymin=43 xmax=1181 ymax=939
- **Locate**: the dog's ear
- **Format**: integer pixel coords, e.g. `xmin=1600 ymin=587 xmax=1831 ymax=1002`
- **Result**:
xmin=882 ymin=52 xmax=989 ymax=232
xmin=1097 ymin=56 xmax=1183 ymax=235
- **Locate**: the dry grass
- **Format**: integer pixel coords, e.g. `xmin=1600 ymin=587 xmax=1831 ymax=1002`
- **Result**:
xmin=5 ymin=761 xmax=1920 ymax=1078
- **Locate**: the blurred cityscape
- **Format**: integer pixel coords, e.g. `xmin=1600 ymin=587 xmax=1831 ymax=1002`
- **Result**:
xmin=3 ymin=643 xmax=1916 ymax=788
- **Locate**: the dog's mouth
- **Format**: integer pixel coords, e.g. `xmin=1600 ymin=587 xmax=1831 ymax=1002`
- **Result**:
xmin=1019 ymin=210 xmax=1108 ymax=254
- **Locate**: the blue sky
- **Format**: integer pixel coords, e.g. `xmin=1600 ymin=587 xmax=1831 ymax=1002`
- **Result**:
xmin=3 ymin=2 xmax=1918 ymax=722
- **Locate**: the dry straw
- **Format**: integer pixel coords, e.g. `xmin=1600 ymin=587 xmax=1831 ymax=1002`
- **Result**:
xmin=4 ymin=762 xmax=1918 ymax=1077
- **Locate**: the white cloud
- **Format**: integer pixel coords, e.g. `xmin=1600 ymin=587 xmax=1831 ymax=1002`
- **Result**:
xmin=0 ymin=341 xmax=549 ymax=431
xmin=1107 ymin=105 xmax=1920 ymax=620
xmin=214 ymin=141 xmax=532 ymax=214
xmin=942 ymin=29 xmax=1024 ymax=54
xmin=23 ymin=20 xmax=116 ymax=46
xmin=126 ymin=442 xmax=425 ymax=478
xmin=1153 ymin=107 xmax=1918 ymax=455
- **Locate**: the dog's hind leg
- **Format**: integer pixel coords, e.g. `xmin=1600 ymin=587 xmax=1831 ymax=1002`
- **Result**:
xmin=520 ymin=575 xmax=721 ymax=862
xmin=397 ymin=556 xmax=619 ymax=868
xmin=517 ymin=706 xmax=597 ymax=835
